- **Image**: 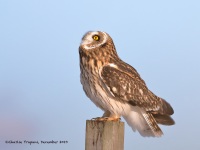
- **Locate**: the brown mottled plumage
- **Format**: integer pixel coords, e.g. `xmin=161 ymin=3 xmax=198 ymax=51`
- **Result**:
xmin=79 ymin=31 xmax=175 ymax=137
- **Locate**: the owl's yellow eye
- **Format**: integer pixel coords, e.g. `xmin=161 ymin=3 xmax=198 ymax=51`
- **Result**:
xmin=93 ymin=35 xmax=100 ymax=41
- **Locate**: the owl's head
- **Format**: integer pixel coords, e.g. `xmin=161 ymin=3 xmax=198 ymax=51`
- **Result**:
xmin=80 ymin=31 xmax=114 ymax=51
xmin=79 ymin=31 xmax=119 ymax=63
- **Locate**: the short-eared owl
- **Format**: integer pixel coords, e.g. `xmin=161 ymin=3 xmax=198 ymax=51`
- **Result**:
xmin=79 ymin=31 xmax=175 ymax=137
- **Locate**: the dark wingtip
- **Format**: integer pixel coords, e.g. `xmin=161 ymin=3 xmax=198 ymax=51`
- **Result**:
xmin=161 ymin=99 xmax=174 ymax=115
xmin=153 ymin=114 xmax=175 ymax=125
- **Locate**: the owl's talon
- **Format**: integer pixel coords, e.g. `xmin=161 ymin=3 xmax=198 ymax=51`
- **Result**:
xmin=91 ymin=117 xmax=120 ymax=122
xmin=92 ymin=117 xmax=101 ymax=120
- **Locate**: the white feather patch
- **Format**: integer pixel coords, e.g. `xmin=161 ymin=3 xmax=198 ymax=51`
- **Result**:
xmin=109 ymin=63 xmax=118 ymax=68
xmin=123 ymin=106 xmax=158 ymax=137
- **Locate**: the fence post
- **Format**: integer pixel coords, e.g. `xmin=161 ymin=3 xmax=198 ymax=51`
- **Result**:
xmin=85 ymin=120 xmax=124 ymax=150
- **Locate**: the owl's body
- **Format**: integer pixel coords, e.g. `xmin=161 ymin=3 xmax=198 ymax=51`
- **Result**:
xmin=79 ymin=31 xmax=174 ymax=137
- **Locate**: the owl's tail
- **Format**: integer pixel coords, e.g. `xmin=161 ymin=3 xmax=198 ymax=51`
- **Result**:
xmin=123 ymin=106 xmax=163 ymax=137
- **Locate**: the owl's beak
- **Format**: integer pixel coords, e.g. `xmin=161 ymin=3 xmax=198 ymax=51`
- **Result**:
xmin=81 ymin=39 xmax=89 ymax=45
xmin=80 ymin=38 xmax=93 ymax=50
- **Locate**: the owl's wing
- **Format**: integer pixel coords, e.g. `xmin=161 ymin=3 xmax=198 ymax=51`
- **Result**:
xmin=99 ymin=63 xmax=174 ymax=115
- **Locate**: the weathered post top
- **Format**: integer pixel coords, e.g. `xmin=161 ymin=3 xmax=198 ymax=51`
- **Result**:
xmin=85 ymin=120 xmax=124 ymax=150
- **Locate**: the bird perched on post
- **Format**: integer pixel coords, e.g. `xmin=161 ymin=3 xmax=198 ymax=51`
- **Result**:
xmin=79 ymin=31 xmax=175 ymax=137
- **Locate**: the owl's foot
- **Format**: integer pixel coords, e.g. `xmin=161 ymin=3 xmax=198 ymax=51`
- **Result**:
xmin=92 ymin=117 xmax=121 ymax=122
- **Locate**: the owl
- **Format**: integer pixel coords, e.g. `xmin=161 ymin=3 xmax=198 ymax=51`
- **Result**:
xmin=79 ymin=31 xmax=175 ymax=137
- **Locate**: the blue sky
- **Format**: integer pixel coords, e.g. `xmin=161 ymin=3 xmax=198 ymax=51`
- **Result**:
xmin=0 ymin=0 xmax=200 ymax=150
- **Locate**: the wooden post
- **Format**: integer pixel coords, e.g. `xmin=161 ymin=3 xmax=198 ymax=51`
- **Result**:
xmin=85 ymin=120 xmax=124 ymax=150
